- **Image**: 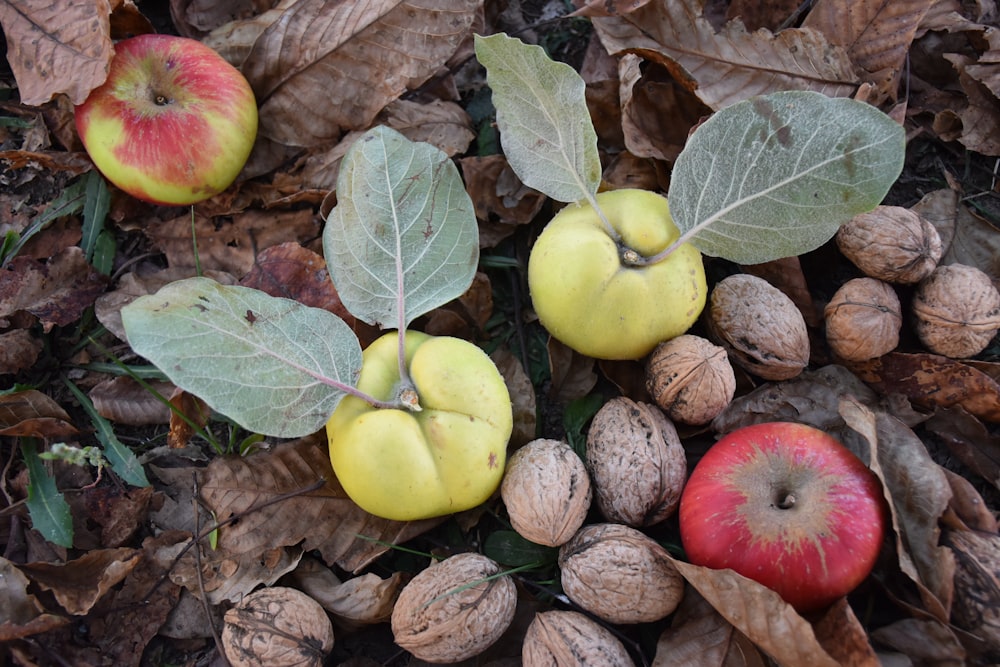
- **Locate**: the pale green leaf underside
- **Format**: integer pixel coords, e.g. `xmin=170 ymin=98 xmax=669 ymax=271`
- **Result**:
xmin=670 ymin=91 xmax=905 ymax=265
xmin=475 ymin=33 xmax=601 ymax=204
xmin=324 ymin=125 xmax=479 ymax=329
xmin=121 ymin=277 xmax=362 ymax=438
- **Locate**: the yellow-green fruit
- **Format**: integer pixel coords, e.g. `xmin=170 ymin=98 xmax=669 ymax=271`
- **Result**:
xmin=327 ymin=331 xmax=512 ymax=521
xmin=528 ymin=189 xmax=707 ymax=360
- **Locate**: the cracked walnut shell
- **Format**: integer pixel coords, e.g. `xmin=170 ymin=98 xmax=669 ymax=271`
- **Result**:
xmin=586 ymin=397 xmax=686 ymax=527
xmin=558 ymin=523 xmax=684 ymax=624
xmin=222 ymin=586 xmax=334 ymax=667
xmin=646 ymin=334 xmax=736 ymax=425
xmin=522 ymin=611 xmax=632 ymax=666
xmin=912 ymin=264 xmax=1000 ymax=358
xmin=390 ymin=552 xmax=516 ymax=663
xmin=501 ymin=438 xmax=592 ymax=547
xmin=707 ymin=273 xmax=810 ymax=380
xmin=836 ymin=206 xmax=942 ymax=284
xmin=824 ymin=277 xmax=902 ymax=361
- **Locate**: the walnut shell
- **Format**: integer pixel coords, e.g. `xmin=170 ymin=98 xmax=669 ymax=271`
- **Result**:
xmin=646 ymin=334 xmax=736 ymax=425
xmin=222 ymin=587 xmax=334 ymax=667
xmin=836 ymin=206 xmax=943 ymax=284
xmin=912 ymin=264 xmax=1000 ymax=358
xmin=501 ymin=439 xmax=592 ymax=547
xmin=522 ymin=610 xmax=632 ymax=666
xmin=824 ymin=277 xmax=902 ymax=361
xmin=586 ymin=397 xmax=686 ymax=527
xmin=390 ymin=553 xmax=516 ymax=663
xmin=558 ymin=523 xmax=684 ymax=624
xmin=707 ymin=273 xmax=810 ymax=380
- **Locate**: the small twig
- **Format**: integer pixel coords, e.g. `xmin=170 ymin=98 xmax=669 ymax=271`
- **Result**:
xmin=193 ymin=475 xmax=229 ymax=667
xmin=141 ymin=477 xmax=328 ymax=603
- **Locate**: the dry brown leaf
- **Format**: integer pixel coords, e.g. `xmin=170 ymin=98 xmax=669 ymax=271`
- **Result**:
xmin=803 ymin=0 xmax=937 ymax=99
xmin=232 ymin=0 xmax=480 ymax=146
xmin=0 ymin=329 xmax=43 ymax=377
xmin=0 ymin=389 xmax=78 ymax=439
xmin=571 ymin=0 xmax=654 ymax=18
xmin=941 ymin=467 xmax=999 ymax=532
xmin=870 ymin=618 xmax=967 ymax=666
xmin=0 ymin=247 xmax=109 ymax=332
xmin=925 ymin=406 xmax=1000 ymax=491
xmin=911 ymin=187 xmax=958 ymax=254
xmin=459 ymin=155 xmax=546 ymax=248
xmin=198 ymin=435 xmax=441 ymax=601
xmin=654 ymin=587 xmax=768 ymax=666
xmin=839 ymin=398 xmax=955 ymax=620
xmin=167 ymin=388 xmax=212 ymax=449
xmin=938 ymin=198 xmax=1000 ymax=279
xmin=850 ymin=351 xmax=1000 ymax=423
xmin=811 ymin=598 xmax=881 ymax=666
xmin=145 ymin=208 xmax=320 ymax=277
xmin=88 ymin=376 xmax=175 ymax=426
xmin=292 ymin=557 xmax=404 ymax=628
xmin=0 ymin=557 xmax=71 ymax=641
xmin=547 ymin=338 xmax=599 ymax=403
xmin=490 ymin=346 xmax=538 ymax=448
xmin=0 ymin=0 xmax=114 ymax=105
xmin=711 ymin=364 xmax=879 ymax=460
xmin=171 ymin=0 xmax=265 ymax=37
xmin=593 ymin=0 xmax=858 ymax=111
xmin=669 ymin=558 xmax=841 ymax=667
xmin=18 ymin=548 xmax=141 ymax=615
xmin=618 ymin=55 xmax=711 ymax=163
xmin=376 ymin=99 xmax=475 ymax=158
xmin=726 ymin=0 xmax=803 ymax=32
xmin=82 ymin=485 xmax=154 ymax=548
xmin=945 ymin=52 xmax=1000 ymax=156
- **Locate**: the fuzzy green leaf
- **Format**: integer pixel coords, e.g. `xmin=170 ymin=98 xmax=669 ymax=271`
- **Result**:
xmin=121 ymin=277 xmax=362 ymax=438
xmin=324 ymin=125 xmax=479 ymax=329
xmin=474 ymin=33 xmax=601 ymax=204
xmin=669 ymin=90 xmax=905 ymax=264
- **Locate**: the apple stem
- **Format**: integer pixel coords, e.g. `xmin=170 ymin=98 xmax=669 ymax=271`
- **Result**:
xmin=774 ymin=491 xmax=797 ymax=510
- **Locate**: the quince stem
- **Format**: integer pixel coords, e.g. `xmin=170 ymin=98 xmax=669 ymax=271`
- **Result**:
xmin=583 ymin=192 xmax=622 ymax=246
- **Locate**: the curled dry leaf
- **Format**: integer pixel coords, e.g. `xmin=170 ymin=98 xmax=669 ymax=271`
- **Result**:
xmin=222 ymin=586 xmax=334 ymax=667
xmin=234 ymin=0 xmax=480 ymax=147
xmin=913 ymin=263 xmax=1000 ymax=358
xmin=522 ymin=610 xmax=632 ymax=666
xmin=559 ymin=523 xmax=684 ymax=624
xmin=824 ymin=277 xmax=902 ymax=362
xmin=390 ymin=552 xmax=517 ymax=663
xmin=646 ymin=334 xmax=736 ymax=425
xmin=941 ymin=528 xmax=1000 ymax=659
xmin=836 ymin=206 xmax=943 ymax=284
xmin=707 ymin=273 xmax=810 ymax=381
xmin=500 ymin=439 xmax=592 ymax=547
xmin=586 ymin=398 xmax=686 ymax=527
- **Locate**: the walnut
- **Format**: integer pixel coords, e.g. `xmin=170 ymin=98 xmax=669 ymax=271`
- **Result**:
xmin=222 ymin=587 xmax=334 ymax=667
xmin=836 ymin=206 xmax=942 ymax=284
xmin=824 ymin=277 xmax=902 ymax=361
xmin=501 ymin=439 xmax=592 ymax=547
xmin=912 ymin=264 xmax=1000 ymax=358
xmin=646 ymin=334 xmax=736 ymax=425
xmin=558 ymin=523 xmax=684 ymax=624
xmin=707 ymin=273 xmax=810 ymax=380
xmin=586 ymin=397 xmax=686 ymax=527
xmin=390 ymin=552 xmax=516 ymax=663
xmin=522 ymin=610 xmax=632 ymax=666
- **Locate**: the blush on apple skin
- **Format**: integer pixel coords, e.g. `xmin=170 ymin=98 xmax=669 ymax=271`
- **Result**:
xmin=74 ymin=34 xmax=258 ymax=206
xmin=678 ymin=421 xmax=888 ymax=613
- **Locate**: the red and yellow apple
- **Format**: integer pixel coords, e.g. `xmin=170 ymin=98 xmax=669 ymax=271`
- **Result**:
xmin=327 ymin=331 xmax=513 ymax=521
xmin=527 ymin=189 xmax=706 ymax=360
xmin=74 ymin=34 xmax=258 ymax=206
xmin=678 ymin=421 xmax=887 ymax=613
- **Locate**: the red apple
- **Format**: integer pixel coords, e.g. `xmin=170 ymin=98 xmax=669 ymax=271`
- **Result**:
xmin=678 ymin=421 xmax=887 ymax=613
xmin=74 ymin=34 xmax=258 ymax=206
